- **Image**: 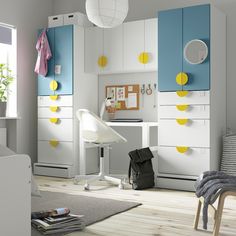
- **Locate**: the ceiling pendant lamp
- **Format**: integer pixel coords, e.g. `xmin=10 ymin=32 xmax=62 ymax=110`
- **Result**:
xmin=86 ymin=0 xmax=129 ymax=28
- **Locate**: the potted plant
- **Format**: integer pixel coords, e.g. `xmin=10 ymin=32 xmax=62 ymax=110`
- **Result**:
xmin=0 ymin=63 xmax=14 ymax=116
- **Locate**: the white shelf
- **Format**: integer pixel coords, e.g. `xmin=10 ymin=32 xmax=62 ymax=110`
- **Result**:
xmin=0 ymin=117 xmax=20 ymax=120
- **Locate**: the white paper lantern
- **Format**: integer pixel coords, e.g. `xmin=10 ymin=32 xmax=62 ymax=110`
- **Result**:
xmin=86 ymin=0 xmax=129 ymax=28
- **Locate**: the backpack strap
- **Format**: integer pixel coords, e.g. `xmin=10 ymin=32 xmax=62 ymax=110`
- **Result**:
xmin=128 ymin=161 xmax=132 ymax=184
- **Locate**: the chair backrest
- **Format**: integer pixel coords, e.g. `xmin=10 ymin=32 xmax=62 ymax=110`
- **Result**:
xmin=77 ymin=109 xmax=127 ymax=144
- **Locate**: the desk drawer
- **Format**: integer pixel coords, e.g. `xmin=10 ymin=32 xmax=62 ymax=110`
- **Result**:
xmin=158 ymin=119 xmax=210 ymax=147
xmin=38 ymin=141 xmax=73 ymax=165
xmin=159 ymin=105 xmax=210 ymax=119
xmin=158 ymin=146 xmax=210 ymax=176
xmin=38 ymin=107 xmax=73 ymax=118
xmin=38 ymin=118 xmax=73 ymax=141
xmin=38 ymin=95 xmax=73 ymax=107
xmin=158 ymin=91 xmax=210 ymax=105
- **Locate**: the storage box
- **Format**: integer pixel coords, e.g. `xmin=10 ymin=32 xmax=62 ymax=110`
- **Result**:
xmin=48 ymin=15 xmax=64 ymax=27
xmin=63 ymin=12 xmax=93 ymax=27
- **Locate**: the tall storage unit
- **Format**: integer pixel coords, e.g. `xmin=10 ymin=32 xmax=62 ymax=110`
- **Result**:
xmin=34 ymin=25 xmax=98 ymax=178
xmin=157 ymin=4 xmax=226 ymax=190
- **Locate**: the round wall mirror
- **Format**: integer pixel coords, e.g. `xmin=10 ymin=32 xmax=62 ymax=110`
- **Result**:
xmin=184 ymin=39 xmax=208 ymax=65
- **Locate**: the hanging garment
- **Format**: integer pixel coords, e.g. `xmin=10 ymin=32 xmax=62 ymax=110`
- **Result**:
xmin=34 ymin=29 xmax=52 ymax=76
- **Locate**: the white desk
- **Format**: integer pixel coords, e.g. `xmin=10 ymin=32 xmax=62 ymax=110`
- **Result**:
xmin=106 ymin=122 xmax=158 ymax=148
xmin=79 ymin=121 xmax=158 ymax=175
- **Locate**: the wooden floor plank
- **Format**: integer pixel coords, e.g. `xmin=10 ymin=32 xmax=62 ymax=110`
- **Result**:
xmin=35 ymin=176 xmax=236 ymax=236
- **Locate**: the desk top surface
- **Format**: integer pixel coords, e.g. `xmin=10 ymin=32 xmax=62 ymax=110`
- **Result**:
xmin=106 ymin=121 xmax=159 ymax=127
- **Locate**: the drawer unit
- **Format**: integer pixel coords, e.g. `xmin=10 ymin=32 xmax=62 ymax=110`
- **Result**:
xmin=38 ymin=107 xmax=73 ymax=118
xmin=38 ymin=118 xmax=73 ymax=141
xmin=159 ymin=105 xmax=210 ymax=119
xmin=158 ymin=91 xmax=210 ymax=105
xmin=38 ymin=141 xmax=73 ymax=165
xmin=158 ymin=146 xmax=210 ymax=176
xmin=38 ymin=95 xmax=73 ymax=107
xmin=158 ymin=119 xmax=210 ymax=147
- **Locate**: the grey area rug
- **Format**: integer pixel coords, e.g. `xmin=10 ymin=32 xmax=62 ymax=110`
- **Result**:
xmin=32 ymin=191 xmax=141 ymax=235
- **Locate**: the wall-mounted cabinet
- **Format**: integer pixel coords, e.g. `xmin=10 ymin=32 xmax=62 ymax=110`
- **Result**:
xmin=85 ymin=18 xmax=157 ymax=74
xmin=158 ymin=5 xmax=210 ymax=92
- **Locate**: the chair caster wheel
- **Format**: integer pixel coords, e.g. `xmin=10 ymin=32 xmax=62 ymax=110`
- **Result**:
xmin=84 ymin=183 xmax=90 ymax=191
xmin=119 ymin=183 xmax=124 ymax=189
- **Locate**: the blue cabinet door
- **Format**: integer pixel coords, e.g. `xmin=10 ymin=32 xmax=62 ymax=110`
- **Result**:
xmin=37 ymin=25 xmax=73 ymax=96
xmin=37 ymin=28 xmax=55 ymax=96
xmin=183 ymin=5 xmax=210 ymax=91
xmin=158 ymin=9 xmax=183 ymax=92
xmin=54 ymin=25 xmax=73 ymax=95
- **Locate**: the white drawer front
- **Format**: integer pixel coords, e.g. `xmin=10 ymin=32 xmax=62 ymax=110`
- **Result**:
xmin=38 ymin=107 xmax=73 ymax=118
xmin=158 ymin=119 xmax=210 ymax=147
xmin=38 ymin=141 xmax=73 ymax=165
xmin=38 ymin=95 xmax=73 ymax=107
xmin=38 ymin=118 xmax=73 ymax=141
xmin=159 ymin=105 xmax=210 ymax=119
xmin=158 ymin=146 xmax=210 ymax=176
xmin=158 ymin=91 xmax=210 ymax=105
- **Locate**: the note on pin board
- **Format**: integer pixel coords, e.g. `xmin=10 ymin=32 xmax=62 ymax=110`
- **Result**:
xmin=126 ymin=93 xmax=137 ymax=108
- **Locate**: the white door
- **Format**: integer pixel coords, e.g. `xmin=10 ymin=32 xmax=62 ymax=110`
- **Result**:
xmin=123 ymin=20 xmax=145 ymax=71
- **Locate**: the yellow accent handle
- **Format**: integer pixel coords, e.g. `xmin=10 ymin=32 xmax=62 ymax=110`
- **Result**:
xmin=50 ymin=95 xmax=58 ymax=100
xmin=176 ymin=146 xmax=189 ymax=154
xmin=176 ymin=105 xmax=189 ymax=111
xmin=176 ymin=118 xmax=188 ymax=125
xmin=50 ymin=106 xmax=59 ymax=112
xmin=49 ymin=140 xmax=59 ymax=147
xmin=49 ymin=118 xmax=59 ymax=124
xmin=176 ymin=72 xmax=188 ymax=86
xmin=138 ymin=52 xmax=149 ymax=64
xmin=50 ymin=80 xmax=58 ymax=91
xmin=176 ymin=91 xmax=189 ymax=97
xmin=98 ymin=56 xmax=108 ymax=68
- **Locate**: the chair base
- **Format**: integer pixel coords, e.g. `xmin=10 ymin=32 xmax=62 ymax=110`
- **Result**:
xmin=74 ymin=153 xmax=124 ymax=190
xmin=74 ymin=172 xmax=124 ymax=190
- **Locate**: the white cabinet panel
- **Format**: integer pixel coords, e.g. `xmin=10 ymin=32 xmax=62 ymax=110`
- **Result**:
xmin=38 ymin=118 xmax=73 ymax=141
xmin=158 ymin=119 xmax=210 ymax=147
xmin=158 ymin=91 xmax=210 ymax=105
xmin=159 ymin=105 xmax=210 ymax=119
xmin=38 ymin=96 xmax=73 ymax=107
xmin=123 ymin=20 xmax=145 ymax=71
xmin=85 ymin=27 xmax=103 ymax=73
xmin=38 ymin=141 xmax=73 ymax=165
xmin=158 ymin=146 xmax=210 ymax=176
xmin=145 ymin=18 xmax=157 ymax=70
xmin=103 ymin=25 xmax=123 ymax=73
xmin=38 ymin=107 xmax=73 ymax=118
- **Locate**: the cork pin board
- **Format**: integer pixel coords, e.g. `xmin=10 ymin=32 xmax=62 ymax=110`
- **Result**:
xmin=105 ymin=84 xmax=140 ymax=110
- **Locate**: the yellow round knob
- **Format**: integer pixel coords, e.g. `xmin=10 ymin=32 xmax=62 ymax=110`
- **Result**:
xmin=176 ymin=91 xmax=189 ymax=97
xmin=50 ymin=80 xmax=58 ymax=91
xmin=176 ymin=118 xmax=189 ymax=125
xmin=176 ymin=105 xmax=189 ymax=111
xmin=176 ymin=146 xmax=189 ymax=154
xmin=50 ymin=95 xmax=58 ymax=100
xmin=176 ymin=72 xmax=188 ymax=86
xmin=138 ymin=52 xmax=149 ymax=64
xmin=98 ymin=56 xmax=108 ymax=68
xmin=49 ymin=140 xmax=59 ymax=148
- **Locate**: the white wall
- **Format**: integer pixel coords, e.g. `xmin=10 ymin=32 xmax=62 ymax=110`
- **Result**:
xmin=0 ymin=0 xmax=53 ymax=162
xmin=52 ymin=0 xmax=236 ymax=130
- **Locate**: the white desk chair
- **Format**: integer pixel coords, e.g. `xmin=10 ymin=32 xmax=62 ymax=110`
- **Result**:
xmin=75 ymin=109 xmax=127 ymax=190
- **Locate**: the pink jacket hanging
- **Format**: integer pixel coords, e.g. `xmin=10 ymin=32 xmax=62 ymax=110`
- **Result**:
xmin=34 ymin=29 xmax=52 ymax=76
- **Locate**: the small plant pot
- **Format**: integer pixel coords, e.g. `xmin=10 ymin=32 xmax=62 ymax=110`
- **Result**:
xmin=0 ymin=102 xmax=7 ymax=117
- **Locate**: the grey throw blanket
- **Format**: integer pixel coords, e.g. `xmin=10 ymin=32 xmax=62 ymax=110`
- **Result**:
xmin=195 ymin=171 xmax=236 ymax=230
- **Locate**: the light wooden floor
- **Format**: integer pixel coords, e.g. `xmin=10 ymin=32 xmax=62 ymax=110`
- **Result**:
xmin=35 ymin=176 xmax=236 ymax=236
